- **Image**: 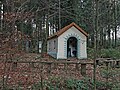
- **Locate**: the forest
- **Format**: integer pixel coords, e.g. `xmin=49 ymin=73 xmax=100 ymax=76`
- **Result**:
xmin=0 ymin=0 xmax=120 ymax=90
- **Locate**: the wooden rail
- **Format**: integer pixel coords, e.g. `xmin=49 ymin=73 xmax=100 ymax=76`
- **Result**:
xmin=0 ymin=60 xmax=93 ymax=64
xmin=96 ymin=58 xmax=120 ymax=67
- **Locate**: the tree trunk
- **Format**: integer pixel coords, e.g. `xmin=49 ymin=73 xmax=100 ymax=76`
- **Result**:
xmin=114 ymin=0 xmax=117 ymax=47
xmin=93 ymin=0 xmax=99 ymax=90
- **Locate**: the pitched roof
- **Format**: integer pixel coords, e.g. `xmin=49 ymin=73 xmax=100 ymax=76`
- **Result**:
xmin=48 ymin=22 xmax=88 ymax=40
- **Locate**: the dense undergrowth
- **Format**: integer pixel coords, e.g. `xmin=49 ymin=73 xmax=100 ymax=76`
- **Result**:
xmin=31 ymin=74 xmax=120 ymax=90
xmin=32 ymin=77 xmax=94 ymax=90
xmin=88 ymin=47 xmax=120 ymax=59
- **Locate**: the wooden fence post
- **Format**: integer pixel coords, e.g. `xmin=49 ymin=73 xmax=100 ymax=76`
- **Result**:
xmin=64 ymin=63 xmax=68 ymax=74
xmin=53 ymin=63 xmax=58 ymax=69
xmin=29 ymin=62 xmax=34 ymax=68
xmin=47 ymin=63 xmax=52 ymax=74
xmin=75 ymin=63 xmax=79 ymax=70
xmin=116 ymin=60 xmax=120 ymax=68
xmin=96 ymin=60 xmax=99 ymax=65
xmin=81 ymin=64 xmax=86 ymax=76
xmin=12 ymin=62 xmax=17 ymax=70
xmin=40 ymin=63 xmax=43 ymax=90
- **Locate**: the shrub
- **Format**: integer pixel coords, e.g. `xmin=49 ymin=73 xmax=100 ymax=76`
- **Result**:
xmin=88 ymin=48 xmax=120 ymax=59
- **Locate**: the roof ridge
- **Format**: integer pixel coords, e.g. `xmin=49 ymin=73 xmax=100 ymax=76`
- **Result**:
xmin=48 ymin=22 xmax=88 ymax=40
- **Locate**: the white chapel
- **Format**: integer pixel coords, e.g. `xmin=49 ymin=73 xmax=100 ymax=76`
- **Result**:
xmin=47 ymin=22 xmax=88 ymax=59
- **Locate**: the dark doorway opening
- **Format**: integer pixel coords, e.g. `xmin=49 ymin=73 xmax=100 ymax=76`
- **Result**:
xmin=67 ymin=37 xmax=77 ymax=58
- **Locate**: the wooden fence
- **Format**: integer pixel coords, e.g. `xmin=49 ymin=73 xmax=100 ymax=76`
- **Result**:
xmin=2 ymin=60 xmax=94 ymax=76
xmin=96 ymin=58 xmax=120 ymax=68
xmin=0 ymin=58 xmax=120 ymax=89
xmin=0 ymin=60 xmax=94 ymax=89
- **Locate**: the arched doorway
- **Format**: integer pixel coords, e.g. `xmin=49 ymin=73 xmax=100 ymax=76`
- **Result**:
xmin=67 ymin=37 xmax=77 ymax=58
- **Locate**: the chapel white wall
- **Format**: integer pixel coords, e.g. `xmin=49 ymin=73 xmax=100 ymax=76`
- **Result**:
xmin=57 ymin=26 xmax=87 ymax=59
xmin=47 ymin=38 xmax=58 ymax=58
